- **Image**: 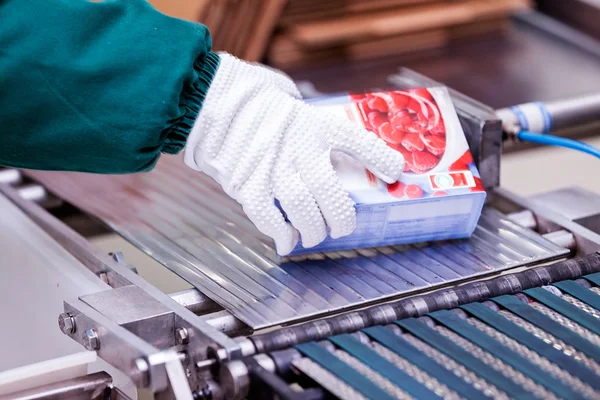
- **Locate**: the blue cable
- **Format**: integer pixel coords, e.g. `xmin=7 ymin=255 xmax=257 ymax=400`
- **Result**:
xmin=517 ymin=130 xmax=600 ymax=160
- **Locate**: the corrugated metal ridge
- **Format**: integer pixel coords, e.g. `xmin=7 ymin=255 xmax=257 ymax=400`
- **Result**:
xmin=26 ymin=156 xmax=569 ymax=329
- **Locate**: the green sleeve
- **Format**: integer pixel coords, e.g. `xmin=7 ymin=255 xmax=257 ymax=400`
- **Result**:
xmin=0 ymin=0 xmax=219 ymax=173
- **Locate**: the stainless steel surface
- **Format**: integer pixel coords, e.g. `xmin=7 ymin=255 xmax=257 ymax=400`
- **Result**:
xmin=235 ymin=337 xmax=257 ymax=357
xmin=2 ymin=372 xmax=112 ymax=400
xmin=507 ymin=210 xmax=537 ymax=230
xmin=530 ymin=187 xmax=600 ymax=221
xmin=80 ymin=285 xmax=175 ymax=350
xmin=218 ymin=360 xmax=249 ymax=400
xmin=17 ymin=184 xmax=47 ymax=203
xmin=196 ymin=358 xmax=217 ymax=373
xmin=15 ymin=184 xmax=62 ymax=208
xmin=542 ymin=230 xmax=577 ymax=250
xmin=169 ymin=288 xmax=221 ymax=315
xmin=0 ymin=184 xmax=242 ymax=363
xmin=200 ymin=311 xmax=248 ymax=335
xmin=215 ymin=255 xmax=600 ymax=400
xmin=544 ymin=93 xmax=600 ymax=131
xmin=63 ymin=299 xmax=165 ymax=391
xmin=26 ymin=158 xmax=568 ymax=329
xmin=205 ymin=379 xmax=224 ymax=400
xmin=154 ymin=350 xmax=194 ymax=400
xmin=497 ymin=92 xmax=600 ymax=136
xmin=0 ymin=191 xmax=110 ymax=373
xmin=494 ymin=187 xmax=600 ymax=255
xmin=247 ymin=254 xmax=600 ymax=354
xmin=81 ymin=286 xmax=171 ymax=326
xmin=253 ymin=354 xmax=276 ymax=373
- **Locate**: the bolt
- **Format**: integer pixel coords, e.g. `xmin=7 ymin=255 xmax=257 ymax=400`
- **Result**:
xmin=58 ymin=313 xmax=75 ymax=335
xmin=175 ymin=327 xmax=189 ymax=345
xmin=196 ymin=358 xmax=217 ymax=372
xmin=82 ymin=329 xmax=100 ymax=350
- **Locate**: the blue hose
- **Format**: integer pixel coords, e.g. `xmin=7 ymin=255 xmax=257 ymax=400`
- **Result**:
xmin=517 ymin=131 xmax=600 ymax=160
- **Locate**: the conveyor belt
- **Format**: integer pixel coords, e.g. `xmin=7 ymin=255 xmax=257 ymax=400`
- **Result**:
xmin=26 ymin=156 xmax=568 ymax=329
xmin=231 ymin=258 xmax=600 ymax=400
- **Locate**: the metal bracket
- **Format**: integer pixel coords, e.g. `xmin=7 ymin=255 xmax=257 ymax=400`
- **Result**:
xmin=80 ymin=285 xmax=176 ymax=350
xmin=0 ymin=183 xmax=240 ymax=353
xmin=494 ymin=188 xmax=600 ymax=254
xmin=63 ymin=299 xmax=168 ymax=392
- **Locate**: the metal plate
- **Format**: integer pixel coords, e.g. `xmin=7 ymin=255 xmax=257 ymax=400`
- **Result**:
xmin=26 ymin=156 xmax=568 ymax=329
xmin=0 ymin=192 xmax=108 ymax=371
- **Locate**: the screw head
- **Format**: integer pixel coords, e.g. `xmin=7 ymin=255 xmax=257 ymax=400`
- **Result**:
xmin=175 ymin=327 xmax=189 ymax=345
xmin=82 ymin=329 xmax=100 ymax=350
xmin=58 ymin=313 xmax=75 ymax=335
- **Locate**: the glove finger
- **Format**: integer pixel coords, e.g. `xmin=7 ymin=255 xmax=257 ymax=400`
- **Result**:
xmin=273 ymin=164 xmax=327 ymax=249
xmin=328 ymin=117 xmax=404 ymax=184
xmin=237 ymin=165 xmax=299 ymax=256
xmin=297 ymin=151 xmax=356 ymax=239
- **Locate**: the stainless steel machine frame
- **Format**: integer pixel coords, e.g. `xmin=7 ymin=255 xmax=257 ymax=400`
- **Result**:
xmin=2 ymin=177 xmax=599 ymax=399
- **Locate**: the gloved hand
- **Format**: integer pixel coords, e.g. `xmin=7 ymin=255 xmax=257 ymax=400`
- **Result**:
xmin=185 ymin=54 xmax=404 ymax=255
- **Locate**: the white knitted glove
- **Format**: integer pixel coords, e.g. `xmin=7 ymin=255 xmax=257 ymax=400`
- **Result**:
xmin=184 ymin=54 xmax=404 ymax=255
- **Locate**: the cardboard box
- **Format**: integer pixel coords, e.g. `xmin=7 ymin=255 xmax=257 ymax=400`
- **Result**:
xmin=288 ymin=86 xmax=486 ymax=255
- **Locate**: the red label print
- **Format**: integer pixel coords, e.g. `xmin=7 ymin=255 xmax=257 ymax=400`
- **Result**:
xmin=350 ymin=89 xmax=446 ymax=174
xmin=387 ymin=181 xmax=406 ymax=198
xmin=405 ymin=184 xmax=424 ymax=199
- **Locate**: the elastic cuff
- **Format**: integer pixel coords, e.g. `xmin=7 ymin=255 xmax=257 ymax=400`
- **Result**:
xmin=161 ymin=51 xmax=220 ymax=154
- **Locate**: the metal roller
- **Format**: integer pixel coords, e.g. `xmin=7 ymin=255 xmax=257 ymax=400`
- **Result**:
xmin=4 ymin=372 xmax=113 ymax=400
xmin=497 ymin=93 xmax=600 ymax=135
xmin=246 ymin=254 xmax=600 ymax=354
xmin=216 ymin=267 xmax=600 ymax=400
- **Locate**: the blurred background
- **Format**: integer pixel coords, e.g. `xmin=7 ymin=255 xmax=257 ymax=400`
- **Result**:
xmin=152 ymin=0 xmax=531 ymax=68
xmin=145 ymin=0 xmax=600 ymax=108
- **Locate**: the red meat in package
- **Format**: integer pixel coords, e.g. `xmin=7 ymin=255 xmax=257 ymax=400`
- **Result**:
xmin=287 ymin=87 xmax=486 ymax=255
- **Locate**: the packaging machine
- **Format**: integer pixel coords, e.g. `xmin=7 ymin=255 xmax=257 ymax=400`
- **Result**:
xmin=1 ymin=68 xmax=600 ymax=399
